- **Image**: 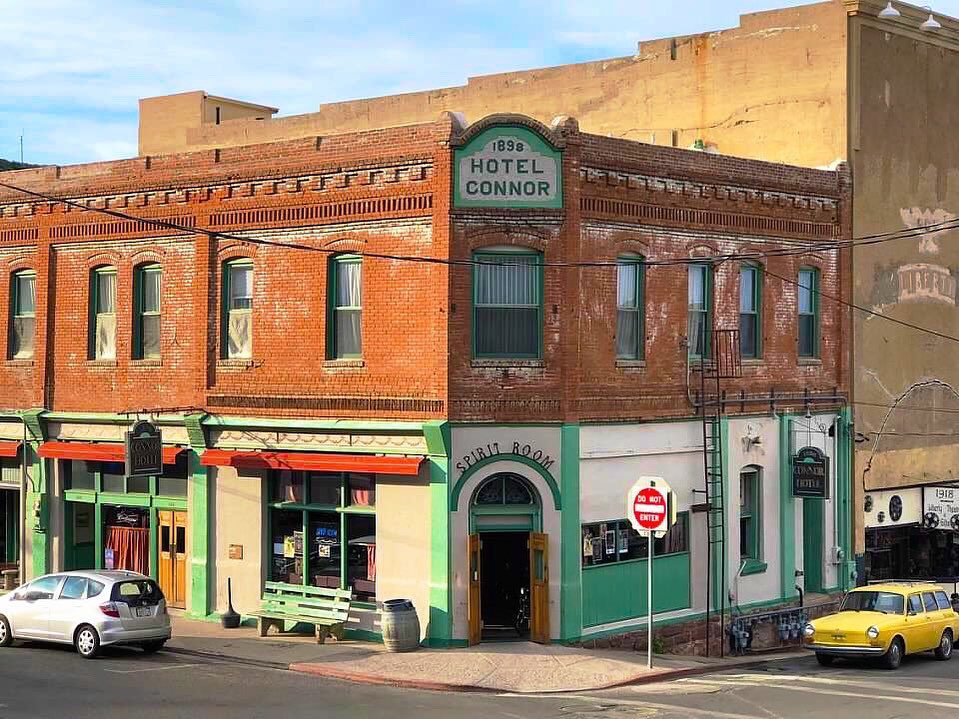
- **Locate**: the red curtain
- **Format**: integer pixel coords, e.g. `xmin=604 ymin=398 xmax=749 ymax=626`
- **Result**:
xmin=367 ymin=545 xmax=376 ymax=581
xmin=105 ymin=526 xmax=149 ymax=575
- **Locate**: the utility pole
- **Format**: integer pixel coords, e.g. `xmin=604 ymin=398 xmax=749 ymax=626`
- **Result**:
xmin=20 ymin=132 xmax=24 ymax=164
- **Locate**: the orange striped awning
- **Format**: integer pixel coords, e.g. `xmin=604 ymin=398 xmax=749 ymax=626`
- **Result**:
xmin=38 ymin=441 xmax=184 ymax=465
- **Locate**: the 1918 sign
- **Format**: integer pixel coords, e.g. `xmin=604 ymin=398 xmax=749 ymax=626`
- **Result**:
xmin=792 ymin=446 xmax=829 ymax=499
xmin=125 ymin=420 xmax=163 ymax=478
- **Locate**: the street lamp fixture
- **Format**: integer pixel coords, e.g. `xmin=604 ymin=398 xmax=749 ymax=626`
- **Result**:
xmin=920 ymin=7 xmax=943 ymax=30
xmin=878 ymin=2 xmax=901 ymax=18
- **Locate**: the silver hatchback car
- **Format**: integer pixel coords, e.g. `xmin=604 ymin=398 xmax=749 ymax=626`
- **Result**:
xmin=0 ymin=570 xmax=171 ymax=658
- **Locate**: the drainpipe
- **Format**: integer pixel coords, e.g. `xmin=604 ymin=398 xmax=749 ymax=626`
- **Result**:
xmin=19 ymin=415 xmax=27 ymax=585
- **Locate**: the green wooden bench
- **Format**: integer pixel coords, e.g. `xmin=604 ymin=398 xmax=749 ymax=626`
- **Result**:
xmin=251 ymin=581 xmax=353 ymax=643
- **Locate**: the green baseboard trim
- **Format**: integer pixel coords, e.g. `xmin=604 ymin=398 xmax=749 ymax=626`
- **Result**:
xmin=344 ymin=628 xmax=383 ymax=643
xmin=187 ymin=611 xmax=256 ymax=628
xmin=741 ymin=560 xmax=768 ymax=576
xmin=423 ymin=638 xmax=470 ymax=648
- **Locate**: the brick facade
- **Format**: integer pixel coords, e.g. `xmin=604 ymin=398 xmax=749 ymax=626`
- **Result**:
xmin=0 ymin=113 xmax=849 ymax=422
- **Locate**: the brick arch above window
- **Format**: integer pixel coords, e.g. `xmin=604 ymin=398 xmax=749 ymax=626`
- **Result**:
xmin=615 ymin=238 xmax=650 ymax=257
xmin=130 ymin=247 xmax=167 ymax=265
xmin=688 ymin=242 xmax=719 ymax=259
xmin=83 ymin=252 xmax=121 ymax=269
xmin=7 ymin=261 xmax=36 ymax=275
xmin=322 ymin=237 xmax=368 ymax=254
xmin=217 ymin=243 xmax=257 ymax=262
xmin=466 ymin=233 xmax=549 ymax=254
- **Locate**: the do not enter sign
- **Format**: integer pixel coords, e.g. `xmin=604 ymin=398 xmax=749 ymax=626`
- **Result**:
xmin=626 ymin=477 xmax=676 ymax=537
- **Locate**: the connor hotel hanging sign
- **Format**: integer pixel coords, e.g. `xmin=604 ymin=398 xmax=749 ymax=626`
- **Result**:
xmin=454 ymin=125 xmax=563 ymax=209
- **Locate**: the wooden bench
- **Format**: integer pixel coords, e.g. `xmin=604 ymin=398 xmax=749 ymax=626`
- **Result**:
xmin=250 ymin=581 xmax=353 ymax=643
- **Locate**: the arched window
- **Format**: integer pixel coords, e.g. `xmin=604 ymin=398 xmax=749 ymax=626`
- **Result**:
xmin=473 ymin=473 xmax=536 ymax=506
xmin=89 ymin=266 xmax=117 ymax=360
xmin=328 ymin=254 xmax=362 ymax=359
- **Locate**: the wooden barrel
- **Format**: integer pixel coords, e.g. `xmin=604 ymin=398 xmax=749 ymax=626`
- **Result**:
xmin=381 ymin=599 xmax=420 ymax=652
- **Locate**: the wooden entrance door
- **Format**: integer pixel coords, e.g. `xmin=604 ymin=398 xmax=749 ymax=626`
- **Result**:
xmin=529 ymin=532 xmax=550 ymax=644
xmin=468 ymin=533 xmax=481 ymax=645
xmin=158 ymin=510 xmax=188 ymax=609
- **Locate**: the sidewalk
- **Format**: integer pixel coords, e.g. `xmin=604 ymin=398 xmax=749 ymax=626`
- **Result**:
xmin=166 ymin=614 xmax=803 ymax=693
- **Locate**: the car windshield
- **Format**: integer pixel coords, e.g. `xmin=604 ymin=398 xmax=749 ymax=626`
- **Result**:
xmin=841 ymin=590 xmax=904 ymax=614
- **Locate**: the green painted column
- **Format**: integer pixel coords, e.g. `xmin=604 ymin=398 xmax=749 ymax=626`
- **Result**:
xmin=837 ymin=407 xmax=855 ymax=591
xmin=424 ymin=421 xmax=451 ymax=647
xmin=560 ymin=423 xmax=581 ymax=642
xmin=187 ymin=450 xmax=211 ymax=618
xmin=25 ymin=442 xmax=49 ymax=580
xmin=779 ymin=414 xmax=797 ymax=600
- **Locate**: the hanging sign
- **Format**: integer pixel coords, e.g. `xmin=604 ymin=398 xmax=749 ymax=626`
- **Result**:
xmin=922 ymin=485 xmax=959 ymax=531
xmin=453 ymin=125 xmax=563 ymax=209
xmin=792 ymin=446 xmax=829 ymax=499
xmin=125 ymin=420 xmax=163 ymax=478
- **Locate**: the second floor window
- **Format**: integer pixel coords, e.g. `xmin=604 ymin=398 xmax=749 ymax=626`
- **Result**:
xmin=473 ymin=250 xmax=542 ymax=359
xmin=798 ymin=267 xmax=819 ymax=358
xmin=616 ymin=258 xmax=644 ymax=360
xmin=134 ymin=265 xmax=162 ymax=359
xmin=10 ymin=270 xmax=36 ymax=359
xmin=329 ymin=256 xmax=362 ymax=359
xmin=90 ymin=267 xmax=117 ymax=360
xmin=224 ymin=260 xmax=253 ymax=359
xmin=739 ymin=264 xmax=761 ymax=359
xmin=687 ymin=263 xmax=711 ymax=358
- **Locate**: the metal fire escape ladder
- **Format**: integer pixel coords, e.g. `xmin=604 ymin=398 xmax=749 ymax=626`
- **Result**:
xmin=698 ymin=328 xmax=741 ymax=658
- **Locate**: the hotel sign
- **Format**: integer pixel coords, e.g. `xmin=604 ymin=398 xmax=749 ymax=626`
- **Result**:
xmin=454 ymin=126 xmax=563 ymax=209
xmin=792 ymin=446 xmax=829 ymax=499
xmin=125 ymin=420 xmax=163 ymax=478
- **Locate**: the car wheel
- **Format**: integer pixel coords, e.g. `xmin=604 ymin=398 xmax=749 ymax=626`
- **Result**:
xmin=141 ymin=640 xmax=166 ymax=654
xmin=74 ymin=625 xmax=101 ymax=659
xmin=0 ymin=615 xmax=12 ymax=647
xmin=883 ymin=637 xmax=904 ymax=670
xmin=815 ymin=652 xmax=835 ymax=667
xmin=935 ymin=631 xmax=953 ymax=661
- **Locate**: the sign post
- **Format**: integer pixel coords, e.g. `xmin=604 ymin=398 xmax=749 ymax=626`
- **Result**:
xmin=627 ymin=477 xmax=676 ymax=669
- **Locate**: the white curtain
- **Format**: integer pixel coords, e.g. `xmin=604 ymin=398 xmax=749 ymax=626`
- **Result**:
xmin=17 ymin=274 xmax=35 ymax=314
xmin=96 ymin=314 xmax=117 ymax=360
xmin=336 ymin=261 xmax=362 ymax=308
xmin=475 ymin=255 xmax=538 ymax=306
xmin=335 ymin=261 xmax=362 ymax=356
xmin=97 ymin=272 xmax=116 ymax=314
xmin=13 ymin=274 xmax=35 ymax=358
xmin=616 ymin=263 xmax=640 ymax=359
xmin=798 ymin=271 xmax=814 ymax=314
xmin=143 ymin=269 xmax=161 ymax=313
xmin=228 ymin=311 xmax=252 ymax=358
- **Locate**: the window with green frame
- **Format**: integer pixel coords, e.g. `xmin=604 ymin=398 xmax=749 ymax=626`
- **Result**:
xmin=89 ymin=266 xmax=117 ymax=360
xmin=798 ymin=267 xmax=819 ymax=358
xmin=327 ymin=255 xmax=362 ymax=359
xmin=739 ymin=263 xmax=762 ymax=359
xmin=616 ymin=257 xmax=645 ymax=360
xmin=64 ymin=455 xmax=188 ymax=497
xmin=472 ymin=249 xmax=543 ymax=358
xmin=222 ymin=259 xmax=253 ymax=359
xmin=133 ymin=264 xmax=162 ymax=359
xmin=581 ymin=513 xmax=689 ymax=568
xmin=267 ymin=470 xmax=377 ymax=602
xmin=740 ymin=467 xmax=764 ymax=574
xmin=10 ymin=269 xmax=36 ymax=359
xmin=687 ymin=263 xmax=711 ymax=358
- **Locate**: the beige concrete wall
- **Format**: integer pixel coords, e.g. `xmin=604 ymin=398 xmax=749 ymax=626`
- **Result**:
xmin=138 ymin=91 xmax=205 ymax=157
xmin=156 ymin=2 xmax=848 ymax=169
xmin=375 ymin=469 xmax=432 ymax=640
xmin=849 ymin=13 xmax=959 ymax=553
xmin=210 ymin=466 xmax=264 ymax=615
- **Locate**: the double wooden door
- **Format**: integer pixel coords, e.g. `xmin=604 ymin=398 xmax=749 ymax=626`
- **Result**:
xmin=158 ymin=510 xmax=187 ymax=609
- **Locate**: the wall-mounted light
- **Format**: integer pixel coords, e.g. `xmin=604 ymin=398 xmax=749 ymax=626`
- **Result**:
xmin=879 ymin=1 xmax=901 ymax=18
xmin=921 ymin=7 xmax=943 ymax=30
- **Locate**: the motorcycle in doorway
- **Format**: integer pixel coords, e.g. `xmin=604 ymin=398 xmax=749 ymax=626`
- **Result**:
xmin=514 ymin=586 xmax=531 ymax=636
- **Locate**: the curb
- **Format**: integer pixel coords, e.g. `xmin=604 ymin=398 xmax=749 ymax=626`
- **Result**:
xmin=288 ymin=651 xmax=803 ymax=694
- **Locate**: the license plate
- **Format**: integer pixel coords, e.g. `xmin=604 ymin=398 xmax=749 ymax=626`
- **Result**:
xmin=135 ymin=606 xmax=152 ymax=618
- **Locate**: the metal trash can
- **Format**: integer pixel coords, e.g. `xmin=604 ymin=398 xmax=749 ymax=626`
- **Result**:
xmin=380 ymin=599 xmax=420 ymax=652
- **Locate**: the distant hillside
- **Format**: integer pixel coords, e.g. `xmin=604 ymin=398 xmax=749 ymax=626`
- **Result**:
xmin=0 ymin=159 xmax=38 ymax=171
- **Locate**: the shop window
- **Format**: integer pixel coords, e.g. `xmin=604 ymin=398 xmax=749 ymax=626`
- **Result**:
xmin=10 ymin=269 xmax=36 ymax=359
xmin=127 ymin=475 xmax=150 ymax=494
xmin=798 ymin=267 xmax=819 ymax=358
xmin=581 ymin=513 xmax=689 ymax=568
xmin=158 ymin=453 xmax=188 ymax=497
xmin=66 ymin=461 xmax=97 ymax=491
xmin=101 ymin=462 xmax=126 ymax=494
xmin=739 ymin=264 xmax=762 ymax=359
xmin=89 ymin=266 xmax=117 ymax=360
xmin=134 ymin=264 xmax=162 ymax=359
xmin=740 ymin=467 xmax=762 ymax=565
xmin=267 ymin=470 xmax=376 ymax=602
xmin=616 ymin=257 xmax=645 ymax=360
xmin=328 ymin=255 xmax=362 ymax=359
xmin=687 ymin=263 xmax=711 ymax=358
xmin=222 ymin=259 xmax=253 ymax=359
xmin=472 ymin=249 xmax=543 ymax=359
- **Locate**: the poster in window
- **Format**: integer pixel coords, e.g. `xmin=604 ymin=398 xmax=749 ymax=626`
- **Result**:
xmin=605 ymin=530 xmax=615 ymax=555
xmin=582 ymin=529 xmax=593 ymax=558
xmin=293 ymin=530 xmax=303 ymax=555
xmin=104 ymin=548 xmax=115 ymax=570
xmin=283 ymin=536 xmax=296 ymax=558
xmin=591 ymin=537 xmax=603 ymax=562
xmin=618 ymin=529 xmax=629 ymax=554
xmin=318 ymin=544 xmax=331 ymax=558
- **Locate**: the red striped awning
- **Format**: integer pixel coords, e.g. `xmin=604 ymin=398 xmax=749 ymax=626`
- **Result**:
xmin=38 ymin=441 xmax=184 ymax=465
xmin=200 ymin=449 xmax=423 ymax=476
xmin=0 ymin=441 xmax=21 ymax=458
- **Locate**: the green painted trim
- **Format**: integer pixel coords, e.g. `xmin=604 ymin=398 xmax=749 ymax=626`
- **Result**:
xmin=838 ymin=407 xmax=855 ymax=590
xmin=451 ymin=454 xmax=561 ymax=511
xmin=779 ymin=414 xmax=796 ymax=599
xmin=94 ymin=502 xmax=104 ymax=570
xmin=21 ymin=409 xmax=45 ymax=442
xmin=327 ymin=254 xmax=363 ymax=360
xmin=741 ymin=559 xmax=768 ymax=576
xmin=200 ymin=415 xmax=425 ymax=433
xmin=560 ymin=423 xmax=581 ymax=642
xmin=709 ymin=417 xmax=729 ymax=613
xmin=64 ymin=490 xmax=96 ymax=503
xmin=28 ymin=443 xmax=49 ymax=578
xmin=428 ymin=454 xmax=451 ymax=644
xmin=424 ymin=638 xmax=470 ymax=648
xmin=153 ymin=496 xmax=188 ymax=510
xmin=422 ymin=421 xmax=451 ymax=457
xmin=344 ymin=628 xmax=383 ymax=643
xmin=582 ymin=552 xmax=691 ymax=628
xmin=98 ymin=492 xmax=150 ymax=507
xmin=187 ymin=450 xmax=211 ymax=618
xmin=184 ymin=413 xmax=208 ymax=450
xmin=149 ymin=508 xmax=159 ymax=579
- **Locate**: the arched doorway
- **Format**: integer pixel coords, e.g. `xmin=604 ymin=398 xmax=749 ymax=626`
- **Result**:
xmin=468 ymin=473 xmax=549 ymax=644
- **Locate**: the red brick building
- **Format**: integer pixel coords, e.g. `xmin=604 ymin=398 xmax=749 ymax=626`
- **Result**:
xmin=0 ymin=112 xmax=850 ymax=652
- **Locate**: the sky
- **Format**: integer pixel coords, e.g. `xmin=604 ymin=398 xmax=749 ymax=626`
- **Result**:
xmin=3 ymin=0 xmax=959 ymax=166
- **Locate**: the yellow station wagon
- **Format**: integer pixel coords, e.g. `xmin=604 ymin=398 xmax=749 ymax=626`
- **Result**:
xmin=804 ymin=583 xmax=959 ymax=669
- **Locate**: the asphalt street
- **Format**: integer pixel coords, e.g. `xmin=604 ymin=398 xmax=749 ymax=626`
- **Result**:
xmin=3 ymin=643 xmax=959 ymax=719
